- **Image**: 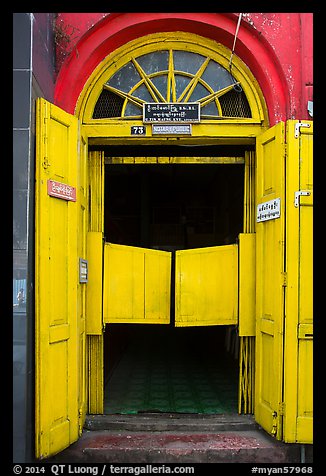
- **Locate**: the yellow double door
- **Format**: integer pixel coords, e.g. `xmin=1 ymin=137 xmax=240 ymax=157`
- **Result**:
xmin=103 ymin=242 xmax=239 ymax=327
xmin=35 ymin=98 xmax=313 ymax=459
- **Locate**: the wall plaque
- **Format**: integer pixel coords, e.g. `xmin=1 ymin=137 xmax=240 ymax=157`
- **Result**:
xmin=143 ymin=103 xmax=200 ymax=123
xmin=152 ymin=124 xmax=192 ymax=135
xmin=47 ymin=180 xmax=76 ymax=202
xmin=256 ymin=198 xmax=281 ymax=222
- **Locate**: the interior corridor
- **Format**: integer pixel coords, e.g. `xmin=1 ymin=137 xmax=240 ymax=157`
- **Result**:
xmin=104 ymin=325 xmax=239 ymax=415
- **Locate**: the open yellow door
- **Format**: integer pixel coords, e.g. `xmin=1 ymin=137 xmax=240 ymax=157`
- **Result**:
xmin=255 ymin=121 xmax=285 ymax=440
xmin=175 ymin=245 xmax=238 ymax=326
xmin=103 ymin=243 xmax=171 ymax=324
xmin=284 ymin=120 xmax=313 ymax=443
xmin=35 ymin=99 xmax=86 ymax=458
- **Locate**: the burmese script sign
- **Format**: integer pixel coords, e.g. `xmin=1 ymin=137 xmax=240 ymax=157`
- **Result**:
xmin=256 ymin=198 xmax=281 ymax=222
xmin=143 ymin=103 xmax=200 ymax=123
xmin=47 ymin=180 xmax=77 ymax=202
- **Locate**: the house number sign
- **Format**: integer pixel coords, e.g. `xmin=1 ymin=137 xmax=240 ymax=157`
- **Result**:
xmin=256 ymin=198 xmax=281 ymax=222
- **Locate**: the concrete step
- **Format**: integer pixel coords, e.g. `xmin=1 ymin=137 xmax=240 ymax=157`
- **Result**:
xmin=84 ymin=413 xmax=257 ymax=433
xmin=46 ymin=414 xmax=310 ymax=464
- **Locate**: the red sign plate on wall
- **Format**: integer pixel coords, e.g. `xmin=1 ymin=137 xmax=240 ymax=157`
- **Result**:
xmin=47 ymin=180 xmax=77 ymax=202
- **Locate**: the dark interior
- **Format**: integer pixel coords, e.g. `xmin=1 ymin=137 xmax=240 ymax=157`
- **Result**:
xmin=104 ymin=163 xmax=244 ymax=250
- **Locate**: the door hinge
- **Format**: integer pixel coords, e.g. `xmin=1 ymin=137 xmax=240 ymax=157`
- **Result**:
xmin=42 ymin=157 xmax=51 ymax=169
xmin=42 ymin=112 xmax=50 ymax=170
xmin=294 ymin=190 xmax=311 ymax=207
xmin=271 ymin=411 xmax=278 ymax=436
xmin=78 ymin=408 xmax=84 ymax=435
xmin=294 ymin=121 xmax=311 ymax=139
xmin=278 ymin=402 xmax=285 ymax=416
xmin=282 ymin=272 xmax=287 ymax=287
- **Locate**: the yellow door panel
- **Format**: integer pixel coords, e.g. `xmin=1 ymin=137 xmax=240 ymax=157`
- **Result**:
xmin=86 ymin=232 xmax=104 ymax=334
xmin=86 ymin=151 xmax=105 ymax=413
xmin=255 ymin=121 xmax=285 ymax=440
xmin=175 ymin=245 xmax=238 ymax=327
xmin=284 ymin=121 xmax=313 ymax=443
xmin=35 ymin=99 xmax=84 ymax=458
xmin=238 ymin=233 xmax=256 ymax=336
xmin=103 ymin=243 xmax=171 ymax=324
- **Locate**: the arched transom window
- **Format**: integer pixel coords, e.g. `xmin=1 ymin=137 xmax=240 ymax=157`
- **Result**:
xmin=92 ymin=48 xmax=252 ymax=120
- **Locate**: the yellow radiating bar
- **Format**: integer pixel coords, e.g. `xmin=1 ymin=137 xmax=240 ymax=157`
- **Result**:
xmin=199 ymin=83 xmax=240 ymax=107
xmin=167 ymin=50 xmax=176 ymax=102
xmin=179 ymin=57 xmax=210 ymax=103
xmin=103 ymin=84 xmax=145 ymax=108
xmin=131 ymin=58 xmax=166 ymax=103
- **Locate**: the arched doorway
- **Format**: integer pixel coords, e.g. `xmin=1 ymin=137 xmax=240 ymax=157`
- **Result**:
xmin=75 ymin=32 xmax=268 ymax=419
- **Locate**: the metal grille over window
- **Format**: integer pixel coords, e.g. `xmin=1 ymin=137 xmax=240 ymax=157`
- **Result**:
xmin=93 ymin=90 xmax=124 ymax=119
xmin=92 ymin=49 xmax=252 ymax=119
xmin=219 ymin=88 xmax=251 ymax=118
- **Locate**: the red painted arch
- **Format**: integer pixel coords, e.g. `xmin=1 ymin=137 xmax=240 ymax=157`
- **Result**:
xmin=54 ymin=13 xmax=289 ymax=125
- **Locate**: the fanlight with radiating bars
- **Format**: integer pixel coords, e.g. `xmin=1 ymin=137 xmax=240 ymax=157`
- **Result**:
xmin=93 ymin=49 xmax=251 ymax=119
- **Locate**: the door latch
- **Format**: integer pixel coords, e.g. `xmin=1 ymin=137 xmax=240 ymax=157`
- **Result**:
xmin=294 ymin=190 xmax=311 ymax=207
xmin=294 ymin=122 xmax=311 ymax=139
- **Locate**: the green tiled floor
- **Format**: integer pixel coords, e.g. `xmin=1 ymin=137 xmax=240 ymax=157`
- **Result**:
xmin=104 ymin=327 xmax=238 ymax=414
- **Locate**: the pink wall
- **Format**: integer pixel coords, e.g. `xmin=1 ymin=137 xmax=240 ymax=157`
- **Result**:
xmin=54 ymin=12 xmax=313 ymax=125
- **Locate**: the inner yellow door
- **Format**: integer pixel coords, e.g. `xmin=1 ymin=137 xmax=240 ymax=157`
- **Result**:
xmin=255 ymin=121 xmax=285 ymax=440
xmin=175 ymin=244 xmax=238 ymax=326
xmin=35 ymin=99 xmax=86 ymax=458
xmin=103 ymin=243 xmax=171 ymax=324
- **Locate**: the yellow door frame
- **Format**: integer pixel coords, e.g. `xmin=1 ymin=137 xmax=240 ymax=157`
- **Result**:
xmin=88 ymin=151 xmax=257 ymax=416
xmin=79 ymin=32 xmax=269 ymax=420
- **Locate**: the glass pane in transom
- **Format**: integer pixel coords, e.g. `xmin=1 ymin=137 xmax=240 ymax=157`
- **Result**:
xmin=108 ymin=62 xmax=141 ymax=92
xmin=137 ymin=51 xmax=169 ymax=74
xmin=173 ymin=50 xmax=206 ymax=74
xmin=201 ymin=60 xmax=234 ymax=91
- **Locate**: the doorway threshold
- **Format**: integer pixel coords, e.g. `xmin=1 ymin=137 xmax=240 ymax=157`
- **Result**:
xmin=47 ymin=413 xmax=311 ymax=464
xmin=85 ymin=412 xmax=257 ymax=432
